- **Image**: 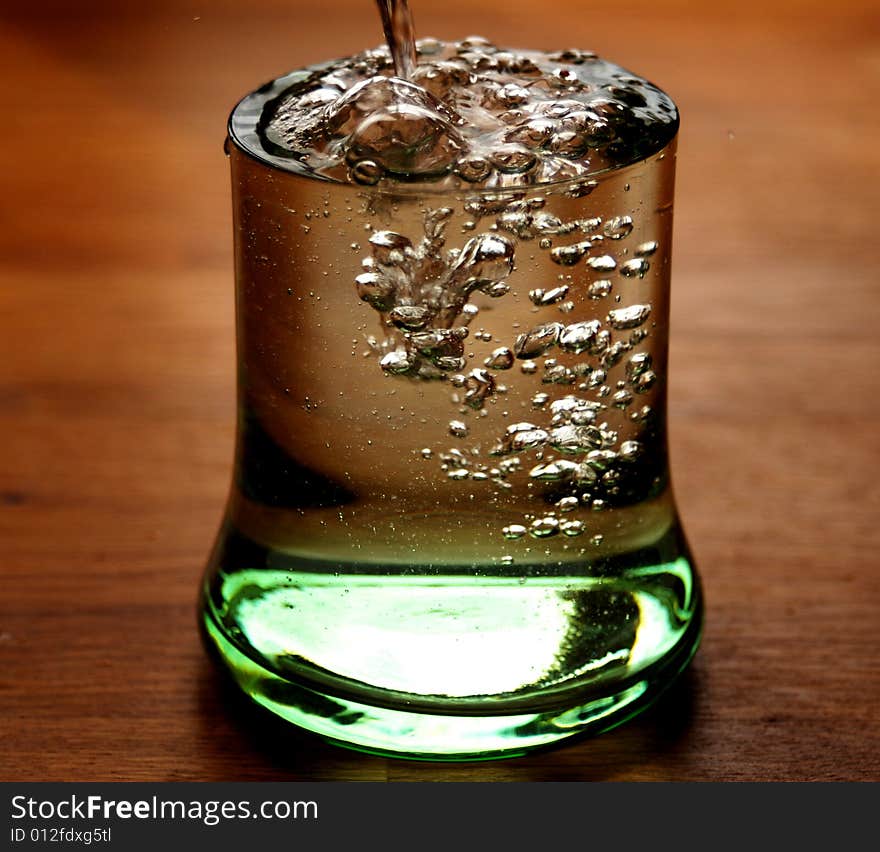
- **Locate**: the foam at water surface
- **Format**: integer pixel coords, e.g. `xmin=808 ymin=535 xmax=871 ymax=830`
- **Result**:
xmin=253 ymin=38 xmax=678 ymax=187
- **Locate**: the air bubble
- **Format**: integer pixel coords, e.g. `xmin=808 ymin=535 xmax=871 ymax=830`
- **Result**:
xmin=464 ymin=368 xmax=496 ymax=409
xmin=550 ymin=48 xmax=596 ymax=64
xmin=619 ymin=440 xmax=643 ymax=461
xmin=568 ymin=179 xmax=598 ymax=198
xmin=579 ymin=217 xmax=603 ymax=233
xmin=531 ymin=392 xmax=550 ymax=408
xmin=380 ymin=349 xmax=415 ymax=374
xmin=634 ymin=370 xmax=657 ymax=393
xmin=620 ymin=258 xmax=650 ymax=278
xmin=347 ymin=101 xmax=464 ymax=178
xmin=550 ymin=242 xmax=590 ymax=266
xmin=559 ymin=320 xmax=601 ymax=354
xmin=583 ymin=119 xmax=614 ymax=147
xmin=529 ymin=284 xmax=570 ymax=306
xmin=355 ymin=271 xmax=394 ymax=311
xmin=626 ymin=352 xmax=652 ymax=380
xmin=496 ymin=209 xmax=535 ymax=239
xmin=603 ymin=216 xmax=633 ymax=239
xmin=533 ymin=213 xmax=569 ymax=234
xmin=369 ymin=230 xmax=413 ymax=263
xmin=560 ymin=519 xmax=585 ymax=537
xmin=506 ymin=118 xmax=555 ymax=148
xmin=498 ymin=456 xmax=522 ymax=474
xmin=607 ymin=304 xmax=651 ymax=329
xmin=556 ymin=496 xmax=579 ymax=512
xmin=549 ymin=130 xmax=588 ymax=157
xmin=350 ymin=159 xmax=384 ymax=184
xmin=543 ymin=364 xmax=576 ymax=385
xmin=514 ymin=322 xmax=563 ymax=359
xmin=415 ymin=38 xmax=444 ymax=55
xmin=587 ymin=368 xmax=607 ymax=388
xmin=588 ymin=279 xmax=613 ymax=299
xmin=490 ymin=146 xmax=538 ymax=174
xmin=570 ymin=407 xmax=597 ymax=425
xmin=510 ymin=428 xmax=550 ymax=452
xmin=530 ymin=517 xmax=560 ymax=538
xmin=549 ymin=424 xmax=604 ymax=454
xmin=612 ymin=389 xmax=634 ymax=409
xmin=529 ymin=460 xmax=579 ymax=481
xmin=485 ymin=347 xmax=515 ymax=370
xmin=575 ymin=464 xmax=598 ymax=485
xmin=550 ymin=395 xmax=602 ymax=418
xmin=390 ymin=305 xmax=432 ymax=329
xmin=456 ymin=156 xmax=493 ymax=182
xmin=603 ymin=340 xmax=631 ymax=368
xmin=586 ymin=450 xmax=617 ymax=471
xmin=500 ymin=82 xmax=530 ymax=105
xmin=586 ymin=255 xmax=617 ymax=272
xmin=503 ymin=524 xmax=527 ymax=540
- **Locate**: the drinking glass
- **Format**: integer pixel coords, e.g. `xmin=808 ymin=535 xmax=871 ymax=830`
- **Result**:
xmin=200 ymin=65 xmax=703 ymax=760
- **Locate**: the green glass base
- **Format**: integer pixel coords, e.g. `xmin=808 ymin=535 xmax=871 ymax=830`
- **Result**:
xmin=201 ymin=590 xmax=702 ymax=761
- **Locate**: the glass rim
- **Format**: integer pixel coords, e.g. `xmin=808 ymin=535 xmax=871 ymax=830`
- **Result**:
xmin=228 ymin=62 xmax=679 ymax=197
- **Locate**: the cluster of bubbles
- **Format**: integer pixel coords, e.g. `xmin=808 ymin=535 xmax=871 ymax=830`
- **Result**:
xmin=355 ymin=207 xmax=515 ymax=379
xmin=351 ymin=188 xmax=660 ymax=541
xmin=259 ymin=38 xmax=678 ymax=189
xmin=263 ymin=36 xmax=671 ymax=543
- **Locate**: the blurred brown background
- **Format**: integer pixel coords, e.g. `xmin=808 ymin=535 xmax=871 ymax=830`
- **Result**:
xmin=1 ymin=0 xmax=878 ymax=780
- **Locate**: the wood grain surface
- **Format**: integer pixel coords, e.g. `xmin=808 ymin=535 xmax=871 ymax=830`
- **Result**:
xmin=1 ymin=0 xmax=878 ymax=781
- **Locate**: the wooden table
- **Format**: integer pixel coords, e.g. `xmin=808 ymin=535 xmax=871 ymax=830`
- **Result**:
xmin=2 ymin=0 xmax=878 ymax=781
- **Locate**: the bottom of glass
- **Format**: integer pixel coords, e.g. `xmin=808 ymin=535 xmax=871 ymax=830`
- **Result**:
xmin=200 ymin=591 xmax=702 ymax=761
